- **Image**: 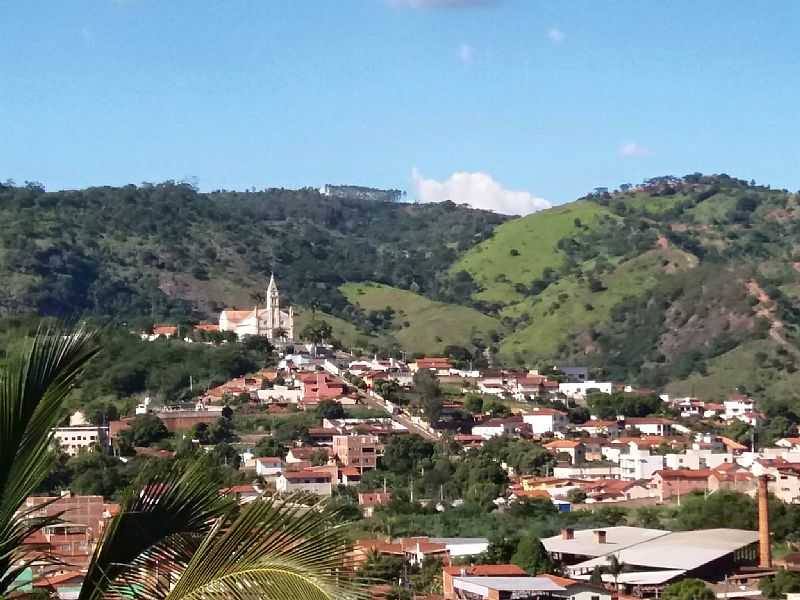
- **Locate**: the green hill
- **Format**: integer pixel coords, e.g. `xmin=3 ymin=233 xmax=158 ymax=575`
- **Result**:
xmin=340 ymin=282 xmax=502 ymax=354
xmin=5 ymin=174 xmax=800 ymax=413
xmin=452 ymin=201 xmax=612 ymax=305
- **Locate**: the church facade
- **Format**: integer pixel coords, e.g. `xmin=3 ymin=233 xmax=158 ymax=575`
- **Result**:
xmin=219 ymin=274 xmax=294 ymax=340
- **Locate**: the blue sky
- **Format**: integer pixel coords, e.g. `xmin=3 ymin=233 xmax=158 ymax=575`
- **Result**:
xmin=1 ymin=0 xmax=799 ymax=212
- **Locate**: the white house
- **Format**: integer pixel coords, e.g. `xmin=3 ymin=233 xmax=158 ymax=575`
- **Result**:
xmin=522 ymin=407 xmax=568 ymax=435
xmin=559 ymin=381 xmax=613 ymax=400
xmin=276 ymin=470 xmax=332 ymax=496
xmin=622 ymin=417 xmax=675 ymax=437
xmin=256 ymin=385 xmax=302 ymax=404
xmin=724 ymin=395 xmax=758 ymax=425
xmin=618 ymin=441 xmax=665 ymax=480
xmin=255 ymin=456 xmax=283 ymax=478
xmin=472 ymin=418 xmax=516 ymax=439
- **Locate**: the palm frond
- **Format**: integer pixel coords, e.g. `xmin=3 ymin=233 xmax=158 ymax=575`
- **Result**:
xmin=0 ymin=326 xmax=99 ymax=595
xmin=79 ymin=458 xmax=235 ymax=600
xmin=162 ymin=496 xmax=368 ymax=600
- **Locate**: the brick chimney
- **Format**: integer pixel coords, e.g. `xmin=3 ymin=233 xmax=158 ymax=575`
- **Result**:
xmin=758 ymin=475 xmax=772 ymax=568
xmin=594 ymin=530 xmax=607 ymax=544
xmin=561 ymin=528 xmax=574 ymax=540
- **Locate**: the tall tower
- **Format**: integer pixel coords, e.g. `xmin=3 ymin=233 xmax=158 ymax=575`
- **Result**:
xmin=266 ymin=273 xmax=280 ymax=336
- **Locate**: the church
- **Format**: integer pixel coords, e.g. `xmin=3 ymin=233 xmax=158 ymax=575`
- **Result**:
xmin=218 ymin=274 xmax=294 ymax=340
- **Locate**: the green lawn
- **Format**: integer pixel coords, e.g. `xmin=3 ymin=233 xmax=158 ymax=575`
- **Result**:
xmin=340 ymin=281 xmax=502 ymax=354
xmin=452 ymin=201 xmax=612 ymax=305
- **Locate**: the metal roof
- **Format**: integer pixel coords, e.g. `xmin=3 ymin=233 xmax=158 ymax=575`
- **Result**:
xmin=567 ymin=528 xmax=759 ymax=572
xmin=542 ymin=526 xmax=670 ymax=557
xmin=573 ymin=570 xmax=687 ymax=585
xmin=453 ymin=576 xmax=567 ymax=597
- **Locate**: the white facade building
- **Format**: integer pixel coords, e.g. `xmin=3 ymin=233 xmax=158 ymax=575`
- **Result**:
xmin=559 ymin=381 xmax=613 ymax=399
xmin=522 ymin=407 xmax=568 ymax=435
xmin=219 ymin=274 xmax=294 ymax=340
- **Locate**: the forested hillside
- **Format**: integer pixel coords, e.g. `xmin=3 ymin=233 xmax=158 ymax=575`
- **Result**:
xmin=0 ymin=181 xmax=505 ymax=325
xmin=4 ymin=174 xmax=800 ymax=408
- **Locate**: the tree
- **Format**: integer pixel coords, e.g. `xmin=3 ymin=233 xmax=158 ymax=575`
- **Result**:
xmin=316 ymin=399 xmax=345 ymax=420
xmin=358 ymin=550 xmax=405 ymax=584
xmin=760 ymin=570 xmax=800 ymax=599
xmin=482 ymin=535 xmax=517 ymax=564
xmin=589 ymin=566 xmax=604 ymax=586
xmin=121 ymin=413 xmax=169 ymax=447
xmin=382 ymin=435 xmax=435 ymax=475
xmin=605 ymin=555 xmax=625 ymax=592
xmin=662 ymin=578 xmax=715 ymax=600
xmin=1 ymin=329 xmax=366 ymax=600
xmin=301 ymin=321 xmax=333 ymax=344
xmin=253 ymin=436 xmax=286 ymax=458
xmin=464 ymin=394 xmax=484 ymax=414
xmin=511 ymin=535 xmax=552 ymax=574
xmin=566 ymin=488 xmax=587 ymax=504
xmin=0 ymin=328 xmax=99 ymax=595
xmin=414 ymin=369 xmax=443 ymax=424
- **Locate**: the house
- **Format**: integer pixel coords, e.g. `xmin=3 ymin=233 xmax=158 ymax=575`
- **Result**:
xmin=707 ymin=464 xmax=755 ymax=494
xmin=254 ymin=456 xmax=283 ymax=478
xmin=574 ymin=420 xmax=619 ymax=436
xmin=332 ymin=434 xmax=381 ymax=469
xmin=52 ymin=424 xmax=110 ymax=456
xmin=539 ymin=574 xmax=612 ymax=600
xmin=523 ymin=407 xmax=568 ymax=435
xmin=650 ymin=469 xmax=711 ymax=501
xmin=448 ymin=575 xmax=566 ymax=600
xmin=276 ymin=469 xmax=333 ymax=496
xmin=442 ymin=564 xmax=527 ymax=599
xmin=622 ymin=417 xmax=675 ymax=437
xmin=776 ymin=437 xmax=800 ymax=452
xmin=617 ymin=441 xmax=665 ymax=481
xmin=724 ymin=394 xmax=758 ymax=425
xmin=478 ymin=381 xmax=507 ymax=397
xmin=33 ymin=571 xmax=85 ymax=600
xmin=472 ymin=417 xmax=522 ymax=440
xmin=410 ymin=357 xmax=452 ymax=375
xmin=296 ymin=372 xmax=346 ymax=408
xmin=543 ymin=440 xmax=586 ymax=465
xmin=286 ymin=446 xmax=330 ymax=464
xmin=358 ymin=491 xmax=392 ymax=517
xmin=581 ymin=479 xmax=651 ymax=504
xmin=559 ymin=381 xmax=613 ymax=400
xmin=222 ymin=483 xmax=264 ymax=503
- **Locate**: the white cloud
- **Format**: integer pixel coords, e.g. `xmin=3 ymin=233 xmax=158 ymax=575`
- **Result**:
xmin=457 ymin=43 xmax=474 ymax=64
xmin=412 ymin=169 xmax=550 ymax=215
xmin=547 ymin=28 xmax=565 ymax=44
xmin=389 ymin=0 xmax=497 ymax=8
xmin=619 ymin=142 xmax=652 ymax=158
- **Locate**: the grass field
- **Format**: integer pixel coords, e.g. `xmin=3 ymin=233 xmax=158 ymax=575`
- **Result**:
xmin=340 ymin=281 xmax=502 ymax=354
xmin=294 ymin=308 xmax=380 ymax=349
xmin=497 ymin=246 xmax=697 ymax=362
xmin=452 ymin=201 xmax=612 ymax=305
xmin=664 ymin=338 xmax=800 ymax=401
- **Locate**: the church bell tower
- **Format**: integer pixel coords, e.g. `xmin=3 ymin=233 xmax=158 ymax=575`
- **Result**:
xmin=266 ymin=273 xmax=280 ymax=335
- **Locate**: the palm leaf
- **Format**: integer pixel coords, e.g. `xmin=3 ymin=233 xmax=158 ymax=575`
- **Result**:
xmin=160 ymin=496 xmax=368 ymax=600
xmin=79 ymin=458 xmax=235 ymax=600
xmin=0 ymin=326 xmax=99 ymax=595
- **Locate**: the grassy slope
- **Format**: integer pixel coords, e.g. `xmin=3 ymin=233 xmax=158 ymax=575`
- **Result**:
xmin=498 ymin=246 xmax=698 ymax=361
xmin=452 ymin=201 xmax=613 ymax=304
xmin=293 ymin=309 xmax=380 ymax=349
xmin=665 ymin=339 xmax=800 ymax=403
xmin=340 ymin=282 xmax=502 ymax=354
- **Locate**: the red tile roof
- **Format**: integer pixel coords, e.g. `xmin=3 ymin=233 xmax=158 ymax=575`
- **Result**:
xmin=444 ymin=564 xmax=527 ymax=576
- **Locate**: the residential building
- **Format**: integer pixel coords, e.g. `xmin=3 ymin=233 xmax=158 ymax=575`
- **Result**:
xmin=254 ymin=456 xmax=283 ymax=478
xmin=523 ymin=407 xmax=568 ymax=435
xmin=332 ymin=434 xmax=381 ymax=469
xmin=52 ymin=424 xmax=109 ymax=456
xmin=358 ymin=491 xmax=391 ymax=517
xmin=276 ymin=470 xmax=333 ymax=496
xmin=409 ymin=357 xmax=452 ymax=375
xmin=543 ymin=440 xmax=586 ymax=465
xmin=559 ymin=381 xmax=613 ymax=400
xmin=539 ymin=574 xmax=612 ymax=600
xmin=617 ymin=441 xmax=665 ymax=481
xmin=442 ymin=564 xmax=527 ymax=599
xmin=650 ymin=469 xmax=710 ymax=501
xmin=472 ymin=417 xmax=521 ymax=440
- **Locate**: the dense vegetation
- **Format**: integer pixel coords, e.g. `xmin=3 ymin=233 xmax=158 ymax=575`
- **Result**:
xmin=6 ymin=174 xmax=800 ymax=409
